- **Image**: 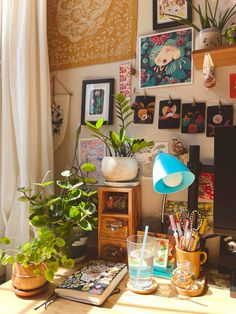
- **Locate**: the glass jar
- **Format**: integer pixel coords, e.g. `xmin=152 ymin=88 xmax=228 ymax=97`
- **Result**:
xmin=171 ymin=261 xmax=196 ymax=290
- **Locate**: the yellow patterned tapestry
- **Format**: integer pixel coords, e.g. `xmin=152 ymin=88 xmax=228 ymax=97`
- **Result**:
xmin=47 ymin=0 xmax=137 ymax=70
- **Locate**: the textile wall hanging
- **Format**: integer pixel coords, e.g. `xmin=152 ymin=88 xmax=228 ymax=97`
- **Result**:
xmin=47 ymin=0 xmax=137 ymax=70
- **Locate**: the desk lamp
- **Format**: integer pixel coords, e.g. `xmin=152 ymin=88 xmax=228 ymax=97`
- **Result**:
xmin=153 ymin=152 xmax=195 ymax=229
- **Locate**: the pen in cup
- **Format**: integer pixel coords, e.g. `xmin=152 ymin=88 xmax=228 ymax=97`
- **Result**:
xmin=169 ymin=214 xmax=179 ymax=248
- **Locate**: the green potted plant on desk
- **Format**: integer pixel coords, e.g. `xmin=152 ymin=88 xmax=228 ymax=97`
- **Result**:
xmin=85 ymin=93 xmax=154 ymax=183
xmin=17 ymin=167 xmax=98 ymax=262
xmin=166 ymin=0 xmax=236 ymax=49
xmin=0 ymin=227 xmax=74 ymax=296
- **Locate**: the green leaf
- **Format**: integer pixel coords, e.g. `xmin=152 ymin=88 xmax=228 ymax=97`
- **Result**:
xmin=0 ymin=237 xmax=11 ymax=245
xmin=45 ymin=268 xmax=54 ymax=282
xmin=2 ymin=255 xmax=15 ymax=265
xmin=61 ymin=170 xmax=71 ymax=177
xmin=69 ymin=206 xmax=79 ymax=218
xmin=41 ymin=181 xmax=54 ymax=187
xmin=81 ymin=163 xmax=96 ymax=172
xmin=31 ymin=215 xmax=47 ymax=227
xmin=56 ymin=180 xmax=72 ymax=189
xmin=48 ymin=262 xmax=59 ymax=273
xmin=95 ymin=118 xmax=104 ymax=129
xmin=84 ymin=202 xmax=96 ymax=215
xmin=17 ymin=196 xmax=29 ymax=202
xmin=78 ymin=219 xmax=92 ymax=231
xmin=62 ymin=258 xmax=74 ymax=268
xmin=84 ymin=177 xmax=98 ymax=184
xmin=33 ymin=269 xmax=41 ymax=276
xmin=55 ymin=237 xmax=65 ymax=247
xmin=47 ymin=197 xmax=61 ymax=206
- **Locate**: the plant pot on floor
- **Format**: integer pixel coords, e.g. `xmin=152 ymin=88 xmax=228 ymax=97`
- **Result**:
xmin=101 ymin=157 xmax=138 ymax=182
xmin=11 ymin=262 xmax=47 ymax=295
xmin=198 ymin=28 xmax=222 ymax=49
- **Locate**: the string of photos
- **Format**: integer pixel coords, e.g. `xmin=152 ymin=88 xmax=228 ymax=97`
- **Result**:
xmin=131 ymin=93 xmax=233 ymax=138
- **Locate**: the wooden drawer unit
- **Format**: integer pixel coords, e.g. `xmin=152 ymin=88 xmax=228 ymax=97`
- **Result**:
xmin=98 ymin=185 xmax=141 ymax=263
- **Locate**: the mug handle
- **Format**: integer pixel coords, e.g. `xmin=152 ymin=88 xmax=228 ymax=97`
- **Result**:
xmin=200 ymin=251 xmax=207 ymax=265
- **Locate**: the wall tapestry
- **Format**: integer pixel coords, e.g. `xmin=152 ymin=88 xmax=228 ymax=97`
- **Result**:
xmin=52 ymin=94 xmax=70 ymax=151
xmin=139 ymin=28 xmax=193 ymax=88
xmin=158 ymin=99 xmax=181 ymax=129
xmin=131 ymin=95 xmax=156 ymax=124
xmin=47 ymin=0 xmax=137 ymax=70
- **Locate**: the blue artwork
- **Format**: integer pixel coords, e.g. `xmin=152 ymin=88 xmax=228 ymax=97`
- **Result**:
xmin=139 ymin=28 xmax=193 ymax=88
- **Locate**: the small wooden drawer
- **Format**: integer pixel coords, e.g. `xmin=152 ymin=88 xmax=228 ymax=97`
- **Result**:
xmin=101 ymin=216 xmax=128 ymax=239
xmin=100 ymin=239 xmax=127 ymax=262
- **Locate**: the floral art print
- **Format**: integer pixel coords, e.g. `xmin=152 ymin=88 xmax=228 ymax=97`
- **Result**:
xmin=131 ymin=96 xmax=156 ymax=124
xmin=181 ymin=102 xmax=206 ymax=133
xmin=158 ymin=99 xmax=181 ymax=129
xmin=139 ymin=28 xmax=193 ymax=88
xmin=206 ymin=105 xmax=233 ymax=137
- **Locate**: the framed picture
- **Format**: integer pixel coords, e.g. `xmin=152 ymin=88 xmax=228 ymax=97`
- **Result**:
xmin=78 ymin=138 xmax=106 ymax=184
xmin=153 ymin=0 xmax=192 ymax=30
xmin=139 ymin=28 xmax=193 ymax=89
xmin=199 ymin=165 xmax=214 ymax=201
xmin=81 ymin=78 xmax=114 ymax=125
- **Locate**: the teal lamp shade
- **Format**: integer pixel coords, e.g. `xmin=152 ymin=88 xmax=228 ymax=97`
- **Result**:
xmin=153 ymin=153 xmax=195 ymax=194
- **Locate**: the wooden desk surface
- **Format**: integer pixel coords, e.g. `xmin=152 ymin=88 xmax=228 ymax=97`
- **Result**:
xmin=1 ymin=267 xmax=236 ymax=314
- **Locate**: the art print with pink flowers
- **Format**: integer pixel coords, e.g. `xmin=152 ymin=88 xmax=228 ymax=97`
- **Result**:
xmin=139 ymin=28 xmax=193 ymax=88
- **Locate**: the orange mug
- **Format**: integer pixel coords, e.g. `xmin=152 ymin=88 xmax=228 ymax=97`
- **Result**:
xmin=176 ymin=248 xmax=207 ymax=278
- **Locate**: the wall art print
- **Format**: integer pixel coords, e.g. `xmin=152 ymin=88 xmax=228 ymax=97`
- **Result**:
xmin=119 ymin=64 xmax=132 ymax=98
xmin=139 ymin=28 xmax=193 ymax=89
xmin=181 ymin=102 xmax=206 ymax=133
xmin=158 ymin=99 xmax=181 ymax=129
xmin=153 ymin=0 xmax=192 ymax=30
xmin=78 ymin=138 xmax=106 ymax=184
xmin=131 ymin=96 xmax=156 ymax=124
xmin=207 ymin=105 xmax=233 ymax=137
xmin=47 ymin=0 xmax=137 ymax=70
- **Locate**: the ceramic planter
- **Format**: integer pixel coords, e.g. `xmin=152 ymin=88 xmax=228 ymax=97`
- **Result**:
xmin=101 ymin=157 xmax=138 ymax=182
xmin=11 ymin=262 xmax=47 ymax=291
xmin=198 ymin=28 xmax=222 ymax=49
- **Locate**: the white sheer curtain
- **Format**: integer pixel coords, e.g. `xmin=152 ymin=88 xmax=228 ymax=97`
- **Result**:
xmin=0 ymin=0 xmax=53 ymax=251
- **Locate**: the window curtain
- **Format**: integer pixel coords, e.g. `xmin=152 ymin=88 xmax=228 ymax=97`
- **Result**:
xmin=0 ymin=0 xmax=53 ymax=260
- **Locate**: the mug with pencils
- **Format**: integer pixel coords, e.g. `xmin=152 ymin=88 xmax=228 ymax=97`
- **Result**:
xmin=175 ymin=248 xmax=207 ymax=278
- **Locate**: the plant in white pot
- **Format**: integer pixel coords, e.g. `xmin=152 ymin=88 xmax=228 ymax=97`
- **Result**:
xmin=0 ymin=227 xmax=74 ymax=296
xmin=85 ymin=94 xmax=154 ymax=182
xmin=166 ymin=0 xmax=236 ymax=49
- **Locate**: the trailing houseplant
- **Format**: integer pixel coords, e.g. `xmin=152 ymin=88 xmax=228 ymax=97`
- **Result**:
xmin=85 ymin=93 xmax=154 ymax=181
xmin=0 ymin=227 xmax=74 ymax=293
xmin=166 ymin=0 xmax=236 ymax=48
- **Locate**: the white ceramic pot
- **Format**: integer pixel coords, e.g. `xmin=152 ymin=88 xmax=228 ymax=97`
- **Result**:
xmin=101 ymin=157 xmax=138 ymax=182
xmin=198 ymin=28 xmax=222 ymax=49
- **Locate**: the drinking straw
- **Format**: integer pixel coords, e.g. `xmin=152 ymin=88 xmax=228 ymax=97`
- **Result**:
xmin=136 ymin=225 xmax=149 ymax=288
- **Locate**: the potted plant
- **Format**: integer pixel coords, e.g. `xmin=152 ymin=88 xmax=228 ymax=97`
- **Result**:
xmin=0 ymin=227 xmax=74 ymax=295
xmin=17 ymin=167 xmax=98 ymax=262
xmin=166 ymin=0 xmax=236 ymax=49
xmin=85 ymin=93 xmax=154 ymax=182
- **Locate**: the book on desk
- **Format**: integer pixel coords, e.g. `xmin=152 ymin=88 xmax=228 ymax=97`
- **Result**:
xmin=55 ymin=260 xmax=127 ymax=306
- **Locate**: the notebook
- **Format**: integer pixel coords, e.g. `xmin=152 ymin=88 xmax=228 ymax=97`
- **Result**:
xmin=55 ymin=260 xmax=127 ymax=306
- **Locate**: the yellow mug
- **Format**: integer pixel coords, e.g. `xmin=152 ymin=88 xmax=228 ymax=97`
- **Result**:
xmin=176 ymin=248 xmax=207 ymax=278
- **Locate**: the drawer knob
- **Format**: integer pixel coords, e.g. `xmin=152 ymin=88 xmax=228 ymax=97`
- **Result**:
xmin=106 ymin=221 xmax=124 ymax=231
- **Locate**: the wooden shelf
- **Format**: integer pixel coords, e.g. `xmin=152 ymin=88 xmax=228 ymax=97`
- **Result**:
xmin=192 ymin=43 xmax=236 ymax=70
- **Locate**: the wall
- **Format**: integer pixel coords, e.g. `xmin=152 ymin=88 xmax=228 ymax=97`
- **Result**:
xmin=52 ymin=0 xmax=236 ymax=263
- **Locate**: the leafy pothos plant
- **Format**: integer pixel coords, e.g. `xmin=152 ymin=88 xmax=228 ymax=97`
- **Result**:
xmin=85 ymin=93 xmax=154 ymax=157
xmin=0 ymin=227 xmax=74 ymax=281
xmin=17 ymin=168 xmax=98 ymax=239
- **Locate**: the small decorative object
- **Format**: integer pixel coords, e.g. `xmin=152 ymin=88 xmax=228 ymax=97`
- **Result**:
xmin=154 ymin=238 xmax=169 ymax=268
xmin=181 ymin=102 xmax=206 ymax=133
xmin=171 ymin=261 xmax=196 ymax=290
xmin=139 ymin=28 xmax=193 ymax=88
xmin=158 ymin=99 xmax=181 ymax=129
xmin=166 ymin=0 xmax=236 ymax=49
xmin=81 ymin=78 xmax=114 ymax=125
xmin=225 ymin=23 xmax=236 ymax=44
xmin=0 ymin=228 xmax=74 ymax=296
xmin=230 ymin=73 xmax=236 ymax=98
xmin=119 ymin=64 xmax=132 ymax=98
xmin=203 ymin=53 xmax=215 ymax=88
xmin=171 ymin=137 xmax=188 ymax=165
xmin=79 ymin=138 xmax=106 ymax=184
xmin=131 ymin=96 xmax=155 ymax=124
xmin=206 ymin=104 xmax=233 ymax=137
xmin=152 ymin=0 xmax=191 ymax=30
xmin=85 ymin=94 xmax=154 ymax=182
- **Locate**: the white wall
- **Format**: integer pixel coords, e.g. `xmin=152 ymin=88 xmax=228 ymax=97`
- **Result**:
xmin=52 ymin=0 xmax=236 ymax=263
